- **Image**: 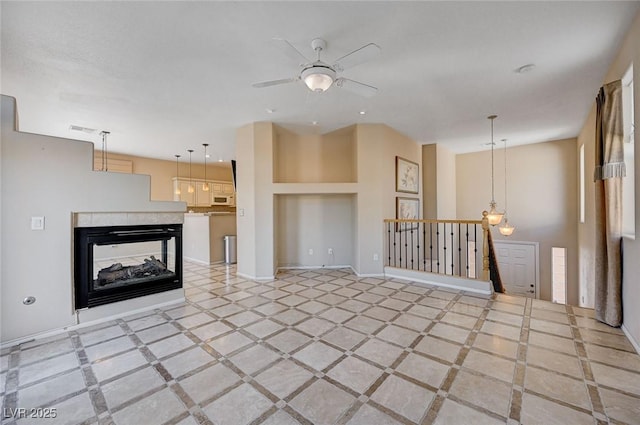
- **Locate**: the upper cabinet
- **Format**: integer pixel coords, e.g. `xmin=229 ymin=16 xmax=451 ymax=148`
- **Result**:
xmin=172 ymin=178 xmax=235 ymax=206
xmin=176 ymin=180 xmax=195 ymax=205
xmin=223 ymin=183 xmax=235 ymax=194
xmin=195 ymin=181 xmax=212 ymax=206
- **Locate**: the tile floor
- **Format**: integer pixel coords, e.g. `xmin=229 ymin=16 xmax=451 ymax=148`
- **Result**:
xmin=2 ymin=262 xmax=640 ymax=425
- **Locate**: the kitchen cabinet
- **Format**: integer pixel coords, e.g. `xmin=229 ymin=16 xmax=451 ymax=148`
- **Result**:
xmin=222 ymin=183 xmax=234 ymax=194
xmin=195 ymin=181 xmax=212 ymax=206
xmin=172 ymin=177 xmax=235 ymax=206
xmin=176 ymin=181 xmax=195 ymax=205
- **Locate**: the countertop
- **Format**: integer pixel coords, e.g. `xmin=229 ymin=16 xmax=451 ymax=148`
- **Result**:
xmin=185 ymin=212 xmax=236 ymax=217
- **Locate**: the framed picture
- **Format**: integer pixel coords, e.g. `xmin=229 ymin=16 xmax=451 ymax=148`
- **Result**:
xmin=396 ymin=156 xmax=419 ymax=194
xmin=396 ymin=197 xmax=420 ymax=231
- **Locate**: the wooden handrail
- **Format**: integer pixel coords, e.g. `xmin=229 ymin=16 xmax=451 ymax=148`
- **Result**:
xmin=383 ymin=218 xmax=482 ymax=225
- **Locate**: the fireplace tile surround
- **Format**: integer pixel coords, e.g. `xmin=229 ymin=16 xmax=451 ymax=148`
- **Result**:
xmin=73 ymin=212 xmax=185 ymax=310
xmin=73 ymin=212 xmax=184 ymax=228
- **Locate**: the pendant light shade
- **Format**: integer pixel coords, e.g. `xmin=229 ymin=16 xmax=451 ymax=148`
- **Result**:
xmin=499 ymin=219 xmax=515 ymax=236
xmin=487 ymin=201 xmax=504 ymax=226
xmin=187 ymin=149 xmax=195 ymax=193
xmin=499 ymin=138 xmax=516 ymax=236
xmin=202 ymin=143 xmax=210 ymax=191
xmin=174 ymin=154 xmax=181 ymax=195
xmin=486 ymin=115 xmax=504 ymax=226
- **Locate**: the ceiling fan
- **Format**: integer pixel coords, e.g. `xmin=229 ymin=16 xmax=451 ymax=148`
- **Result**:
xmin=252 ymin=38 xmax=381 ymax=98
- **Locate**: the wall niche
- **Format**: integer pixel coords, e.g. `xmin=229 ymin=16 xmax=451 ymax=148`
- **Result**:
xmin=272 ymin=125 xmax=357 ymax=183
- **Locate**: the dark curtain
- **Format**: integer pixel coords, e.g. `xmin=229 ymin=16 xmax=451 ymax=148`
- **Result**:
xmin=487 ymin=230 xmax=505 ymax=293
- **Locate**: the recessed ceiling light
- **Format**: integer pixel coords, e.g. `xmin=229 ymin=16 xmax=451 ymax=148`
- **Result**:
xmin=266 ymin=108 xmax=276 ymax=114
xmin=359 ymin=111 xmax=366 ymax=115
xmin=218 ymin=158 xmax=223 ymax=162
xmin=515 ymin=63 xmax=536 ymax=74
xmin=312 ymin=121 xmax=318 ymax=125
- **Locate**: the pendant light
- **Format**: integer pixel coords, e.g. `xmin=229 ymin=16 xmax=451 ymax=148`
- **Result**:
xmin=486 ymin=115 xmax=504 ymax=226
xmin=202 ymin=143 xmax=210 ymax=191
xmin=174 ymin=155 xmax=181 ymax=195
xmin=499 ymin=139 xmax=515 ymax=236
xmin=187 ymin=149 xmax=195 ymax=193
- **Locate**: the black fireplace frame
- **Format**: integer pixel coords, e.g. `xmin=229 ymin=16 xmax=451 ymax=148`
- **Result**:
xmin=74 ymin=224 xmax=182 ymax=309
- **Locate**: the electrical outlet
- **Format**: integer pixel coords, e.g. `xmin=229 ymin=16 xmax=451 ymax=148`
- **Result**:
xmin=328 ymin=248 xmax=333 ymax=255
xmin=373 ymin=253 xmax=379 ymax=261
xmin=308 ymin=249 xmax=313 ymax=255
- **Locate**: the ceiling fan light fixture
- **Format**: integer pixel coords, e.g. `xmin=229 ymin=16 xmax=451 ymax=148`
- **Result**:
xmin=301 ymin=65 xmax=335 ymax=92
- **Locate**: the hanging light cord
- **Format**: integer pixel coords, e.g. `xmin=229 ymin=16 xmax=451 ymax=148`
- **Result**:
xmin=188 ymin=149 xmax=194 ymax=191
xmin=100 ymin=131 xmax=110 ymax=172
xmin=489 ymin=116 xmax=496 ymax=203
xmin=503 ymin=139 xmax=508 ymax=214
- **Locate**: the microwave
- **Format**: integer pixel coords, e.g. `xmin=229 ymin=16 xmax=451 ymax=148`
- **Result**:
xmin=212 ymin=195 xmax=234 ymax=205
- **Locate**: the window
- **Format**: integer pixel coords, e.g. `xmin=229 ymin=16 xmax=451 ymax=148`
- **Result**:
xmin=622 ymin=65 xmax=635 ymax=238
xmin=552 ymin=247 xmax=566 ymax=304
xmin=580 ymin=144 xmax=585 ymax=224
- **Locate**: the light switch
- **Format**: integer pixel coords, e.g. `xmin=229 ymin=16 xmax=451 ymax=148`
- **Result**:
xmin=239 ymin=208 xmax=245 ymax=217
xmin=31 ymin=216 xmax=45 ymax=230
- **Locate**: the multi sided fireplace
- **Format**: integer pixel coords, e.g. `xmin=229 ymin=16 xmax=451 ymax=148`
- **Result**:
xmin=74 ymin=224 xmax=183 ymax=309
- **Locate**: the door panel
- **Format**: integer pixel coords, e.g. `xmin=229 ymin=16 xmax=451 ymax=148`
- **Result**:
xmin=494 ymin=242 xmax=537 ymax=298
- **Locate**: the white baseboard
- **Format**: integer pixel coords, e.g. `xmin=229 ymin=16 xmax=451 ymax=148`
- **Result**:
xmin=235 ymin=271 xmax=275 ymax=281
xmin=1 ymin=297 xmax=185 ymax=348
xmin=621 ymin=324 xmax=640 ymax=354
xmin=384 ymin=267 xmax=492 ymax=295
xmin=276 ymin=265 xmax=384 ymax=279
xmin=184 ymin=256 xmax=218 ymax=266
xmin=277 ymin=265 xmax=352 ymax=272
xmin=354 ymin=272 xmax=385 ymax=278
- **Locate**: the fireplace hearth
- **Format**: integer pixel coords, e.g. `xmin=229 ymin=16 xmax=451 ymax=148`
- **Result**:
xmin=74 ymin=224 xmax=183 ymax=309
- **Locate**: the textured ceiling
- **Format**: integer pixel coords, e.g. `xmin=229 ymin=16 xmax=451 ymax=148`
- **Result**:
xmin=1 ymin=1 xmax=638 ymax=163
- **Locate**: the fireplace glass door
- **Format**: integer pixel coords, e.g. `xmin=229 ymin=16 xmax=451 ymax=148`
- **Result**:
xmin=75 ymin=224 xmax=182 ymax=308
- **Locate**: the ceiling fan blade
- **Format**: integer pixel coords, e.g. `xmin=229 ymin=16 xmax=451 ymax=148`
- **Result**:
xmin=335 ymin=78 xmax=378 ymax=98
xmin=252 ymin=77 xmax=299 ymax=88
xmin=332 ymin=43 xmax=381 ymax=72
xmin=273 ymin=38 xmax=311 ymax=67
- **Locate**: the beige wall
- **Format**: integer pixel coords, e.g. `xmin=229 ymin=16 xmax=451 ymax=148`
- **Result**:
xmin=275 ymin=194 xmax=355 ymax=268
xmin=578 ymin=11 xmax=640 ymax=347
xmin=456 ymin=139 xmax=578 ymax=303
xmin=102 ymin=152 xmax=232 ymax=201
xmin=236 ymin=122 xmax=275 ymax=279
xmin=273 ymin=126 xmax=356 ymax=183
xmin=422 ymin=144 xmax=457 ymax=219
xmin=358 ymin=124 xmax=422 ymax=273
xmin=0 ymin=96 xmax=184 ymax=343
xmin=422 ymin=144 xmax=438 ymax=219
xmin=436 ymin=144 xmax=457 ymax=218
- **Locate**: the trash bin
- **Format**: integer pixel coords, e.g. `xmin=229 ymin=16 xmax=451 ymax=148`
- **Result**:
xmin=224 ymin=235 xmax=237 ymax=264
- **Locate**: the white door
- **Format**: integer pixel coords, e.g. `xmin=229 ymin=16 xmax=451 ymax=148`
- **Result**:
xmin=494 ymin=241 xmax=537 ymax=298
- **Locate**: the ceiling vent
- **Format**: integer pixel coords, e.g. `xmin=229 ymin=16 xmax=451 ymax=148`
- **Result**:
xmin=69 ymin=125 xmax=97 ymax=134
